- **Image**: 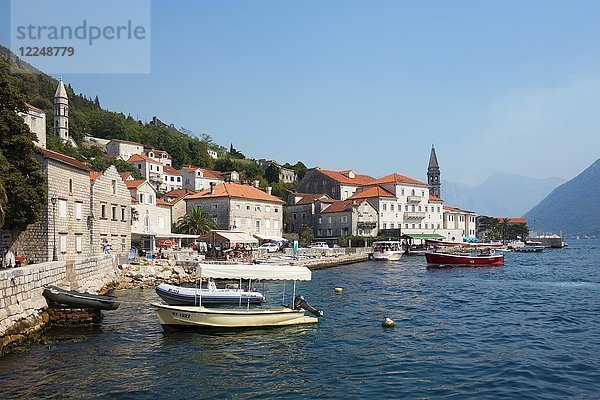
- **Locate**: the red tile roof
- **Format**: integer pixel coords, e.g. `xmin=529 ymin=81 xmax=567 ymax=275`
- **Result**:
xmin=127 ymin=154 xmax=161 ymax=164
xmin=156 ymin=198 xmax=172 ymax=206
xmin=119 ymin=172 xmax=134 ymax=181
xmin=24 ymin=103 xmax=44 ymax=113
xmin=371 ymin=173 xmax=427 ymax=186
xmin=164 ymin=189 xmax=196 ymax=199
xmin=89 ymin=171 xmax=102 ymax=182
xmin=444 ymin=205 xmax=476 ymax=214
xmin=41 ymin=149 xmax=89 ymax=171
xmin=498 ymin=217 xmax=527 ymax=224
xmin=348 ymin=186 xmax=395 ymax=200
xmin=182 ymin=166 xmax=223 ymax=179
xmin=162 ymin=166 xmax=181 ymax=175
xmin=187 ymin=182 xmax=285 ymax=203
xmin=125 ymin=179 xmax=146 ymax=189
xmin=321 ymin=200 xmax=364 ymax=214
xmin=296 ymin=193 xmax=332 ymax=205
xmin=317 ymin=169 xmax=375 ymax=185
xmin=429 ymin=194 xmax=443 ymax=202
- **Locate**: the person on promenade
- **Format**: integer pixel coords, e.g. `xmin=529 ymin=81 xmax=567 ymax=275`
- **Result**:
xmin=103 ymin=239 xmax=112 ymax=254
xmin=3 ymin=247 xmax=15 ymax=268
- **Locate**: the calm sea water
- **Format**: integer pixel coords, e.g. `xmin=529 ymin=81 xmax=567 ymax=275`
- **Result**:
xmin=1 ymin=240 xmax=600 ymax=399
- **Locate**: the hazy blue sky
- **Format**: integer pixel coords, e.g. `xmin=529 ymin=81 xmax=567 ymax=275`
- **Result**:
xmin=3 ymin=0 xmax=600 ymax=185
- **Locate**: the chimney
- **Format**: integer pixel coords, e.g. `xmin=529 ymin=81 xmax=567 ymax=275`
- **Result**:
xmin=266 ymin=186 xmax=272 ymax=195
xmin=209 ymin=182 xmax=216 ymax=194
xmin=254 ymin=180 xmax=260 ymax=188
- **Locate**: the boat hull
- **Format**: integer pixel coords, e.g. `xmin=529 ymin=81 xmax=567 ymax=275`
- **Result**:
xmin=425 ymin=252 xmax=504 ymax=267
xmin=372 ymin=251 xmax=403 ymax=261
xmin=152 ymin=303 xmax=318 ymax=331
xmin=155 ymin=283 xmax=264 ymax=305
xmin=43 ymin=285 xmax=120 ymax=310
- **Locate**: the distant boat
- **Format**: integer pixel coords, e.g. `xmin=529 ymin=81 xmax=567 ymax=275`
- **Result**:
xmin=42 ymin=285 xmax=120 ymax=310
xmin=514 ymin=241 xmax=545 ymax=253
xmin=371 ymin=241 xmax=403 ymax=261
xmin=425 ymin=251 xmax=504 ymax=267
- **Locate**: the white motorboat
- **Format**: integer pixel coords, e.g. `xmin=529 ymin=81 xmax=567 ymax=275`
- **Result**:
xmin=155 ymin=282 xmax=264 ymax=305
xmin=152 ymin=263 xmax=323 ymax=331
xmin=514 ymin=241 xmax=545 ymax=253
xmin=371 ymin=241 xmax=403 ymax=261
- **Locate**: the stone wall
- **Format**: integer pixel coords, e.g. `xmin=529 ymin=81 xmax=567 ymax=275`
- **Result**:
xmin=0 ymin=254 xmax=116 ymax=351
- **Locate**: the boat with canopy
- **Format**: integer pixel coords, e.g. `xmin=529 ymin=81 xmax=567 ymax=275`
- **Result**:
xmin=152 ymin=263 xmax=323 ymax=331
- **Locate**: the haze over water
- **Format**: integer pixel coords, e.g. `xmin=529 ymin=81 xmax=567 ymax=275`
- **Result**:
xmin=1 ymin=240 xmax=600 ymax=399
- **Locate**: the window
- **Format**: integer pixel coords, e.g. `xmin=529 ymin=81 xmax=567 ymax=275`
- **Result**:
xmin=341 ymin=216 xmax=347 ymax=223
xmin=111 ymin=179 xmax=116 ymax=194
xmin=266 ymin=206 xmax=271 ymax=212
xmin=390 ymin=204 xmax=394 ymax=211
xmin=144 ymin=215 xmax=150 ymax=232
xmin=328 ymin=217 xmax=332 ymax=224
xmin=68 ymin=179 xmax=73 ymax=195
xmin=121 ymin=207 xmax=126 ymax=221
xmin=255 ymin=206 xmax=261 ymax=212
xmin=318 ymin=217 xmax=322 ymax=224
xmin=149 ymin=194 xmax=154 ymax=205
xmin=60 ymin=234 xmax=67 ymax=254
xmin=112 ymin=206 xmax=117 ymax=220
xmin=75 ymin=235 xmax=82 ymax=253
xmin=137 ymin=164 xmax=141 ymax=169
xmin=212 ymin=204 xmax=218 ymax=209
xmin=425 ymin=223 xmax=428 ymax=229
xmin=101 ymin=203 xmax=106 ymax=219
xmin=256 ymin=220 xmax=261 ymax=232
xmin=274 ymin=208 xmax=279 ymax=213
xmin=302 ymin=212 xmax=306 ymax=220
xmin=405 ymin=224 xmax=409 ymax=229
xmin=405 ymin=205 xmax=409 ymax=211
xmin=383 ymin=203 xmax=387 ymax=211
xmin=246 ymin=205 xmax=251 ymax=210
xmin=412 ymin=224 xmax=415 ymax=228
xmin=293 ymin=213 xmax=297 ymax=220
xmin=383 ymin=223 xmax=387 ymax=229
xmin=317 ymin=229 xmax=322 ymax=236
xmin=390 ymin=222 xmax=394 ymax=228
xmin=58 ymin=199 xmax=67 ymax=219
xmin=266 ymin=219 xmax=271 ymax=229
xmin=327 ymin=229 xmax=332 ymax=236
xmin=139 ymin=194 xmax=145 ymax=203
xmin=121 ymin=236 xmax=126 ymax=251
xmin=75 ymin=202 xmax=82 ymax=220
xmin=235 ymin=204 xmax=241 ymax=210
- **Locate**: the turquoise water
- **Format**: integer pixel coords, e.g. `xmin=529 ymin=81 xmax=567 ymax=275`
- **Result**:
xmin=1 ymin=240 xmax=600 ymax=399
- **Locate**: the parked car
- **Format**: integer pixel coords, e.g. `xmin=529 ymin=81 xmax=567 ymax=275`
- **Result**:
xmin=259 ymin=243 xmax=279 ymax=253
xmin=307 ymin=242 xmax=329 ymax=249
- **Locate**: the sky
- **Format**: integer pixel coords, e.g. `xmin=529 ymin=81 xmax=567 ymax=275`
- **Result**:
xmin=2 ymin=0 xmax=600 ymax=185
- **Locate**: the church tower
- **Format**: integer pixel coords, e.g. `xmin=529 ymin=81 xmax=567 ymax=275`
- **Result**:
xmin=427 ymin=145 xmax=441 ymax=198
xmin=54 ymin=78 xmax=69 ymax=142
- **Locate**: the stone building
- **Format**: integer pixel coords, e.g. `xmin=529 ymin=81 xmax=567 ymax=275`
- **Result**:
xmin=106 ymin=139 xmax=144 ymax=161
xmin=163 ymin=189 xmax=196 ymax=231
xmin=0 ymin=149 xmax=91 ymax=263
xmin=315 ymin=198 xmax=379 ymax=238
xmin=186 ymin=182 xmax=285 ymax=239
xmin=90 ymin=166 xmax=132 ymax=258
xmin=287 ymin=193 xmax=334 ymax=233
xmin=294 ymin=167 xmax=375 ymax=200
xmin=19 ymin=103 xmax=46 ymax=149
xmin=180 ymin=166 xmax=225 ymax=191
xmin=144 ymin=147 xmax=172 ymax=166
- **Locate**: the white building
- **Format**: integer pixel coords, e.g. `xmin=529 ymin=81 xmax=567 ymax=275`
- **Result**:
xmin=180 ymin=166 xmax=225 ymax=192
xmin=162 ymin=166 xmax=183 ymax=192
xmin=127 ymin=154 xmax=164 ymax=190
xmin=442 ymin=206 xmax=478 ymax=242
xmin=19 ymin=103 xmax=46 ymax=149
xmin=144 ymin=148 xmax=172 ymax=166
xmin=207 ymin=149 xmax=218 ymax=159
xmin=126 ymin=179 xmax=172 ymax=251
xmin=107 ymin=139 xmax=144 ymax=161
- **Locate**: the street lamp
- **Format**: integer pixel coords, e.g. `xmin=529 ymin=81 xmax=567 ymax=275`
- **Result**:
xmin=51 ymin=195 xmax=58 ymax=261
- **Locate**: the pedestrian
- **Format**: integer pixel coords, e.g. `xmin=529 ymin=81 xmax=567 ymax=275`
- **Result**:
xmin=4 ymin=247 xmax=15 ymax=269
xmin=103 ymin=239 xmax=112 ymax=254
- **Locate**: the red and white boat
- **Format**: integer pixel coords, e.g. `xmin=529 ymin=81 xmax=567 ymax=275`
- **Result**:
xmin=425 ymin=239 xmax=504 ymax=248
xmin=425 ymin=251 xmax=504 ymax=267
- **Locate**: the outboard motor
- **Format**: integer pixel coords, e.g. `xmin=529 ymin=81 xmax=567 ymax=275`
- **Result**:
xmin=293 ymin=295 xmax=324 ymax=317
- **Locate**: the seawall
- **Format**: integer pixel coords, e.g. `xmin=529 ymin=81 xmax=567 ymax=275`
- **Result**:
xmin=0 ymin=254 xmax=117 ymax=352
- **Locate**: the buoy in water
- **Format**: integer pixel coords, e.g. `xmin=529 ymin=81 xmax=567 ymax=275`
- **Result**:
xmin=334 ymin=287 xmax=343 ymax=294
xmin=382 ymin=317 xmax=396 ymax=327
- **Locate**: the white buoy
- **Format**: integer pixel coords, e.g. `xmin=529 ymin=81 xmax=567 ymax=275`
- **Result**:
xmin=382 ymin=316 xmax=396 ymax=327
xmin=334 ymin=287 xmax=343 ymax=294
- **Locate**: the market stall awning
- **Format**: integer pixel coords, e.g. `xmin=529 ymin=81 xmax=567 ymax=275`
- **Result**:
xmin=401 ymin=233 xmax=445 ymax=240
xmin=254 ymin=234 xmax=288 ymax=242
xmin=197 ymin=263 xmax=311 ymax=281
xmin=201 ymin=230 xmax=258 ymax=244
xmin=155 ymin=233 xmax=201 ymax=239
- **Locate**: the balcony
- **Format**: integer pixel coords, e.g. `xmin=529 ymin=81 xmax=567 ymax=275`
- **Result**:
xmin=357 ymin=221 xmax=377 ymax=229
xmin=406 ymin=196 xmax=422 ymax=203
xmin=404 ymin=212 xmax=426 ymax=219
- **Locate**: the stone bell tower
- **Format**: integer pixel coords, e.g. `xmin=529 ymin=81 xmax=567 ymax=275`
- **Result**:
xmin=427 ymin=144 xmax=441 ymax=198
xmin=54 ymin=78 xmax=69 ymax=143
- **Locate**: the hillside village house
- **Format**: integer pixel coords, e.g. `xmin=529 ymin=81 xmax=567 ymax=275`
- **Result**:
xmin=185 ymin=182 xmax=285 ymax=240
xmin=126 ymin=179 xmax=172 ymax=251
xmin=127 ymin=154 xmax=164 ymax=190
xmin=316 ymin=198 xmax=380 ymax=238
xmin=287 ymin=193 xmax=335 ymax=233
xmin=180 ymin=166 xmax=226 ymax=192
xmin=144 ymin=148 xmax=172 ymax=166
xmin=161 ymin=166 xmax=183 ymax=192
xmin=0 ymin=149 xmax=92 ymax=263
xmin=90 ymin=166 xmax=132 ymax=259
xmin=19 ymin=103 xmax=46 ymax=149
xmin=294 ymin=168 xmax=376 ymax=200
xmin=106 ymin=139 xmax=144 ymax=161
xmin=163 ymin=189 xmax=196 ymax=230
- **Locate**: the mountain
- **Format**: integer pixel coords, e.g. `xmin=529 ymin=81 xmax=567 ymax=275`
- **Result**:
xmin=524 ymin=158 xmax=600 ymax=236
xmin=442 ymin=172 xmax=565 ymax=217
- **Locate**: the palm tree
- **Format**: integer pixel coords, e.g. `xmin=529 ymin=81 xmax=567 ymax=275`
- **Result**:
xmin=175 ymin=208 xmax=217 ymax=235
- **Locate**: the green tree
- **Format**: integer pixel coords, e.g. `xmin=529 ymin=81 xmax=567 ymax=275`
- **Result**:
xmin=175 ymin=208 xmax=217 ymax=235
xmin=0 ymin=66 xmax=46 ymax=231
xmin=299 ymin=224 xmax=314 ymax=245
xmin=265 ymin=163 xmax=280 ymax=183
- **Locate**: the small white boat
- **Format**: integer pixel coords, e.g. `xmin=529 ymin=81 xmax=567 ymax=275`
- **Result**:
xmin=371 ymin=241 xmax=403 ymax=261
xmin=155 ymin=282 xmax=264 ymax=305
xmin=152 ymin=263 xmax=323 ymax=331
xmin=514 ymin=241 xmax=545 ymax=253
